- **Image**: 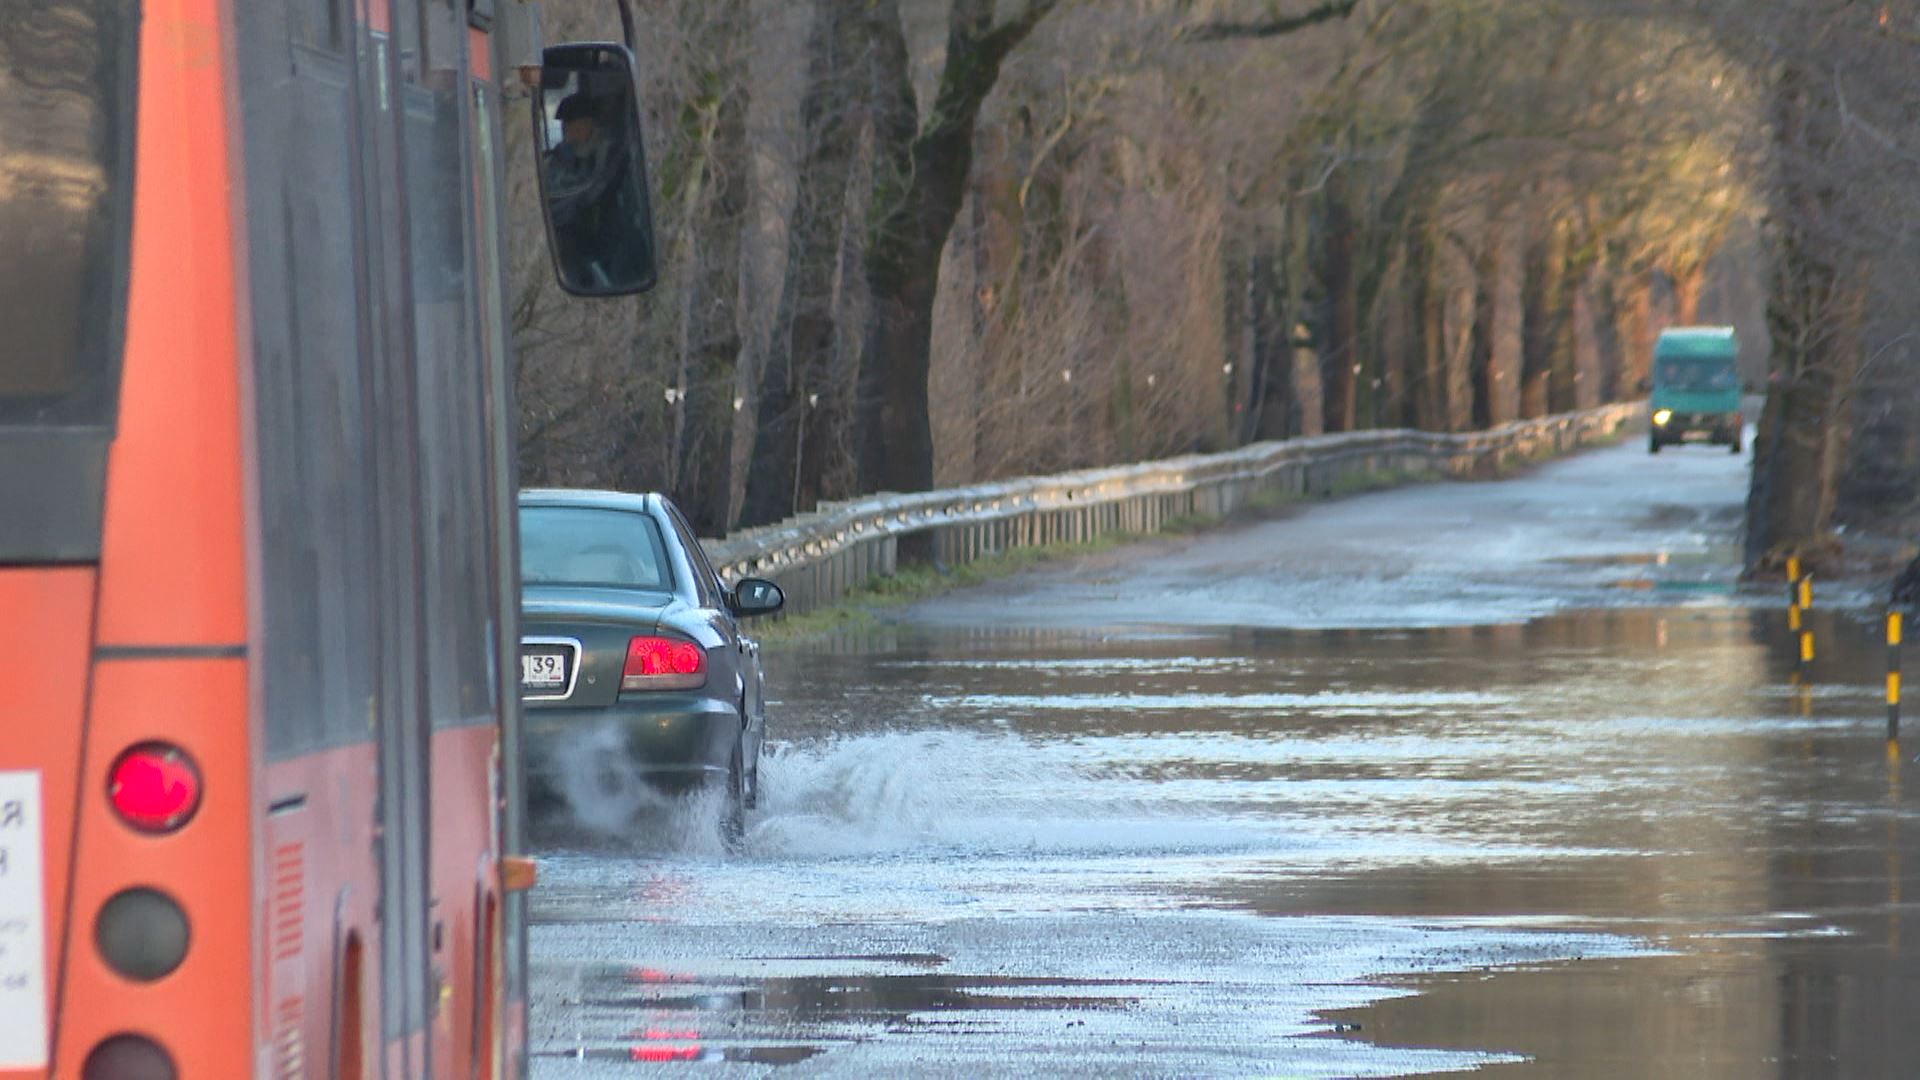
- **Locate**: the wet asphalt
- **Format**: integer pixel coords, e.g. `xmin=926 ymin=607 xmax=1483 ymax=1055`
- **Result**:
xmin=527 ymin=437 xmax=1919 ymax=1078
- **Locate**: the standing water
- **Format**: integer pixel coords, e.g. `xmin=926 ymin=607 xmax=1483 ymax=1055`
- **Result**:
xmin=529 ymin=442 xmax=1917 ymax=1077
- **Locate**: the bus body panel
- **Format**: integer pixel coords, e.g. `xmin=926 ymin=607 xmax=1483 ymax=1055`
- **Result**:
xmin=232 ymin=0 xmax=520 ymax=1074
xmin=53 ymin=659 xmax=252 ymax=1078
xmin=96 ymin=0 xmax=248 ymax=649
xmin=3 ymin=0 xmax=259 ymax=1075
xmin=6 ymin=0 xmax=542 ymax=1073
xmin=262 ymin=745 xmax=384 ymax=1080
xmin=428 ymin=724 xmax=504 ymax=1080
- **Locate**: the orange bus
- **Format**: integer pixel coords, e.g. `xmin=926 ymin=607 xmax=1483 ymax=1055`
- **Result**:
xmin=0 ymin=1 xmax=654 ymax=1077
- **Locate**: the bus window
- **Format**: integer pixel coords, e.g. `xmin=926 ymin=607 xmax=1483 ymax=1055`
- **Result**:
xmin=403 ymin=20 xmax=496 ymax=726
xmin=0 ymin=2 xmax=136 ymax=421
xmin=292 ymin=0 xmax=346 ymax=52
xmin=0 ymin=1 xmax=139 ymax=563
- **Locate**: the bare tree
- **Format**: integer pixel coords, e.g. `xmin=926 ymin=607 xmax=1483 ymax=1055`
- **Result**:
xmin=511 ymin=0 xmax=1888 ymax=570
xmin=668 ymin=0 xmax=752 ymax=535
xmin=738 ymin=0 xmax=870 ymax=526
xmin=854 ymin=0 xmax=1064 ymax=496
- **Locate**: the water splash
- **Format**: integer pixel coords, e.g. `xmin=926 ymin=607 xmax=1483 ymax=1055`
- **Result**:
xmin=534 ymin=721 xmax=732 ymax=855
xmin=740 ymin=728 xmax=1304 ymax=862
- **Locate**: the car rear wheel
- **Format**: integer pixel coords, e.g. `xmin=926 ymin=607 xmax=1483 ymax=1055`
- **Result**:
xmin=720 ymin=740 xmax=746 ymax=849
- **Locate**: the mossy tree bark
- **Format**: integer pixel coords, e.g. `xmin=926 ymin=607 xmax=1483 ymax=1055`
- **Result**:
xmin=1745 ymin=61 xmax=1865 ymax=567
xmin=854 ymin=0 xmax=1060 ymax=495
xmin=739 ymin=0 xmax=868 ymax=527
xmin=668 ymin=0 xmax=750 ymax=535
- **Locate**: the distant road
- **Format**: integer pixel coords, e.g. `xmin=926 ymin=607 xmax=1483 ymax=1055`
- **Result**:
xmin=904 ymin=435 xmax=1753 ymax=631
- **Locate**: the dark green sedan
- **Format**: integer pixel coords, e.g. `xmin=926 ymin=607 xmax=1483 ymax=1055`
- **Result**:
xmin=517 ymin=489 xmax=783 ymax=839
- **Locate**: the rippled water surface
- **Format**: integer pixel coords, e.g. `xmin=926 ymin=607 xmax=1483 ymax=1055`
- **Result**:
xmin=528 ymin=442 xmax=1918 ymax=1077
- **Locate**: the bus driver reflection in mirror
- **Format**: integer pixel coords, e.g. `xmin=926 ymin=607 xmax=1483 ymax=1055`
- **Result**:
xmin=543 ymin=91 xmax=632 ymax=288
xmin=548 ymin=93 xmax=603 ymax=178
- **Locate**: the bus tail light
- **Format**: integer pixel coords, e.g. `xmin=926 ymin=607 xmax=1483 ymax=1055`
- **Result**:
xmin=82 ymin=1034 xmax=176 ymax=1080
xmin=621 ymin=635 xmax=706 ymax=692
xmin=107 ymin=743 xmax=202 ymax=833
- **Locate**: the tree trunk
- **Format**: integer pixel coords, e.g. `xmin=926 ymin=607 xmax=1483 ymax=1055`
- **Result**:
xmin=1437 ymin=233 xmax=1477 ymax=433
xmin=1222 ymin=224 xmax=1251 ymax=442
xmin=669 ymin=0 xmax=750 ymax=536
xmin=1669 ymin=262 xmax=1705 ymax=325
xmin=1591 ymin=254 xmax=1623 ymax=402
xmin=1420 ymin=226 xmax=1474 ymax=432
xmin=1571 ymin=266 xmax=1602 ymax=410
xmin=1520 ymin=207 xmax=1566 ymax=419
xmin=1413 ymin=230 xmax=1446 ymax=432
xmin=1375 ymin=252 xmax=1413 ymax=430
xmin=739 ymin=0 xmax=867 ymax=527
xmin=854 ymin=0 xmax=1059 ymax=495
xmin=1747 ymin=336 xmax=1853 ymax=565
xmin=1240 ymin=233 xmax=1289 ymax=443
xmin=967 ymin=121 xmax=1022 ymax=480
xmin=1285 ymin=199 xmax=1322 ymax=437
xmin=1320 ymin=183 xmax=1359 ymax=433
xmin=1744 ymin=61 xmax=1864 ymax=568
xmin=1482 ymin=209 xmax=1525 ymax=425
xmin=1614 ymin=269 xmax=1653 ymax=398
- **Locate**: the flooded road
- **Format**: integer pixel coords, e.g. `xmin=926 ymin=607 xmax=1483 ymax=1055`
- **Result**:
xmin=528 ymin=440 xmax=1918 ymax=1077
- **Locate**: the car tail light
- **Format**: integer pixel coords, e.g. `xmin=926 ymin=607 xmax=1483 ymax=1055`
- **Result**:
xmin=107 ymin=743 xmax=202 ymax=833
xmin=622 ymin=635 xmax=706 ymax=692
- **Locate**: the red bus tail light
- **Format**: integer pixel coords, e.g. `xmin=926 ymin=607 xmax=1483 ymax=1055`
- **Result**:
xmin=107 ymin=743 xmax=202 ymax=833
xmin=621 ymin=635 xmax=706 ymax=692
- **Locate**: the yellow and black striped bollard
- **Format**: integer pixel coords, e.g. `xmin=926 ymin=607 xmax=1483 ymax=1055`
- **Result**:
xmin=1789 ymin=564 xmax=1804 ymax=672
xmin=1787 ymin=556 xmax=1802 ymax=625
xmin=1889 ymin=608 xmax=1904 ymax=741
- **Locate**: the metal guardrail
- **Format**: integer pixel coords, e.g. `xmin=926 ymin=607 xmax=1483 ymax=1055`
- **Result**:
xmin=706 ymin=402 xmax=1645 ymax=615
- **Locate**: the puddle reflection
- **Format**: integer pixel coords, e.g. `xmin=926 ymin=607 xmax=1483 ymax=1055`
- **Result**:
xmin=532 ymin=603 xmax=1917 ymax=1075
xmin=538 ymin=961 xmax=1148 ymax=1068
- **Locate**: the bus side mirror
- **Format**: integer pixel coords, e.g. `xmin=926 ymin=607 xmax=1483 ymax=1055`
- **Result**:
xmin=532 ymin=43 xmax=658 ymax=297
xmin=1636 ymin=377 xmax=1651 ymax=394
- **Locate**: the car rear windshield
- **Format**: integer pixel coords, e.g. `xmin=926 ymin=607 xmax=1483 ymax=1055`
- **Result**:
xmin=520 ymin=505 xmax=674 ymax=591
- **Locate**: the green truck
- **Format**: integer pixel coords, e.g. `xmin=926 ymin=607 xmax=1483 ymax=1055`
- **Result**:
xmin=1648 ymin=326 xmax=1743 ymax=454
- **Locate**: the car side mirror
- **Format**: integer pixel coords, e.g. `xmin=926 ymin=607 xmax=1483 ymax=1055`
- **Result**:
xmin=730 ymin=578 xmax=785 ymax=618
xmin=1635 ymin=377 xmax=1652 ymax=394
xmin=532 ymin=43 xmax=658 ymax=296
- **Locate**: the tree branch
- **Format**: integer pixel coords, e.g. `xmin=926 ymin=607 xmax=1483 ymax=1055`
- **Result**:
xmin=1182 ymin=0 xmax=1363 ymax=42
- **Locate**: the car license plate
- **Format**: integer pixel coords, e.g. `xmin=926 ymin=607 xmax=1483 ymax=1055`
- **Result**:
xmin=518 ymin=638 xmax=568 ymax=699
xmin=520 ymin=651 xmax=568 ymax=691
xmin=0 ymin=771 xmax=47 ymax=1069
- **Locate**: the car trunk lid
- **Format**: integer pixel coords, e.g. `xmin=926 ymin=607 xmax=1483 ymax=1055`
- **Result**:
xmin=520 ymin=586 xmax=675 ymax=709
